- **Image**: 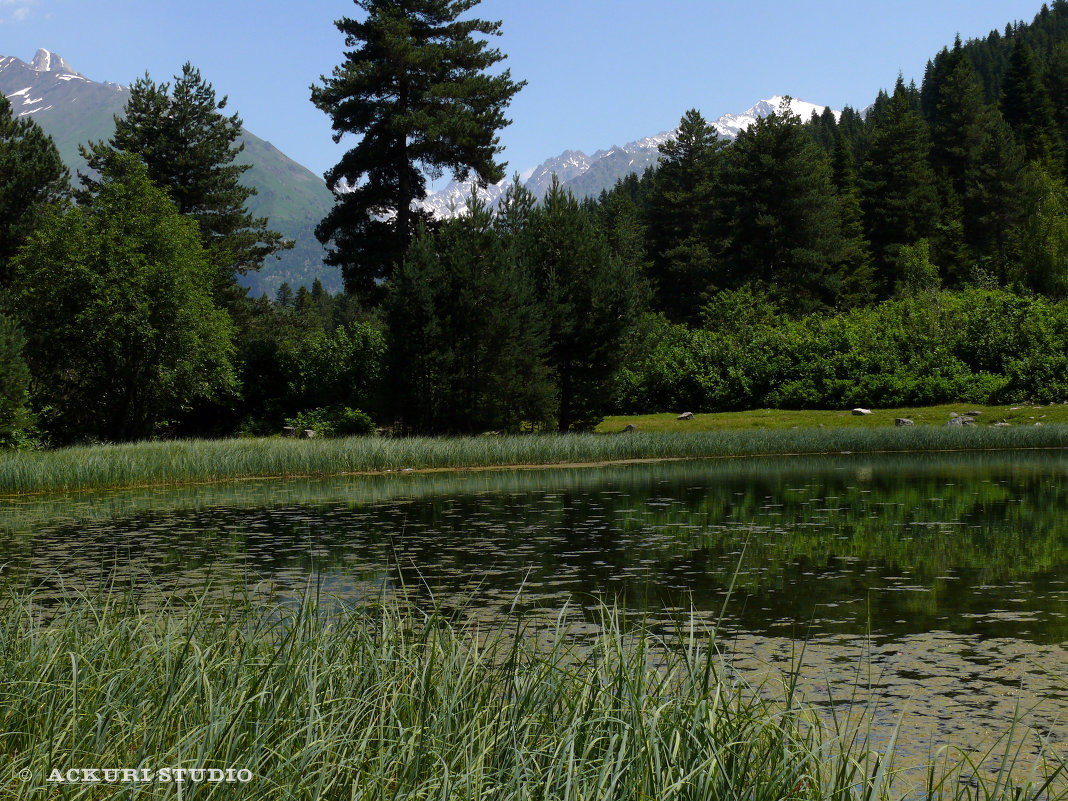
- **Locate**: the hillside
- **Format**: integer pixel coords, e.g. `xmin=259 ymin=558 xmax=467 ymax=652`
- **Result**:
xmin=0 ymin=50 xmax=340 ymax=296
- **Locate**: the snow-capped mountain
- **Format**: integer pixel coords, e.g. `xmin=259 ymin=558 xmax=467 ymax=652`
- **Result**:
xmin=420 ymin=96 xmax=840 ymax=218
xmin=420 ymin=149 xmax=593 ymax=218
xmin=709 ymin=96 xmax=836 ymax=138
xmin=522 ymin=150 xmax=593 ymax=198
xmin=418 ymin=176 xmax=513 ymax=218
xmin=0 ymin=48 xmax=120 ymax=125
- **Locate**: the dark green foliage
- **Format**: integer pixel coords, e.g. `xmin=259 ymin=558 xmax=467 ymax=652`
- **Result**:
xmin=386 ymin=198 xmax=552 ymax=434
xmin=596 ymin=183 xmax=651 ymax=289
xmin=288 ymin=321 xmax=385 ymax=414
xmin=285 ymin=406 xmax=375 ymax=437
xmin=859 ymin=79 xmax=941 ymax=292
xmin=953 ymin=2 xmax=1068 ymax=106
xmin=526 ymin=180 xmax=642 ymax=431
xmin=721 ymin=99 xmax=849 ymax=313
xmin=0 ymin=314 xmax=32 ymax=447
xmin=613 ymin=288 xmax=1068 ymax=414
xmin=331 ymin=406 xmax=376 ymax=436
xmin=0 ymin=95 xmax=68 ymax=285
xmin=1046 ymin=42 xmax=1068 ymax=142
xmin=646 ymin=109 xmax=725 ymax=322
xmin=235 ymin=291 xmax=383 ymax=434
xmin=311 ymin=0 xmax=524 ymax=300
xmin=79 ymin=63 xmax=290 ymax=306
xmin=1001 ymin=38 xmax=1064 ymax=168
xmin=928 ymin=51 xmax=1024 ymax=274
xmin=835 ymin=106 xmax=866 ymax=157
xmin=276 ymin=282 xmax=294 ymax=308
xmin=10 ymin=156 xmax=236 ymax=443
xmin=1010 ymin=163 xmax=1068 ymax=297
xmin=805 ymin=106 xmax=840 ymax=154
xmin=831 ymin=131 xmax=875 ymax=307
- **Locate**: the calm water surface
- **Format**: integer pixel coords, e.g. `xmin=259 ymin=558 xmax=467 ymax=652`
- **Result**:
xmin=2 ymin=451 xmax=1067 ymax=768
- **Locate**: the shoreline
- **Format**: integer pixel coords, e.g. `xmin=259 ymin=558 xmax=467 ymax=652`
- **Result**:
xmin=0 ymin=420 xmax=1066 ymax=496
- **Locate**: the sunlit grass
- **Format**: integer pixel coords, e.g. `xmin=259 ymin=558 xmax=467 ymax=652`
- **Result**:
xmin=597 ymin=402 xmax=1068 ymax=433
xmin=0 ymin=424 xmax=1066 ymax=494
xmin=2 ymin=591 xmax=1063 ymax=800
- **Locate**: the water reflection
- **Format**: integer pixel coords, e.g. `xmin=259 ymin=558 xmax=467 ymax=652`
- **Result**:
xmin=1 ymin=452 xmax=1066 ymax=640
xmin=3 ymin=451 xmax=1068 ymax=771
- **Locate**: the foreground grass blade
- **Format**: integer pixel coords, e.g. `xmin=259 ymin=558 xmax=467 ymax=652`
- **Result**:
xmin=1 ymin=590 xmax=1064 ymax=800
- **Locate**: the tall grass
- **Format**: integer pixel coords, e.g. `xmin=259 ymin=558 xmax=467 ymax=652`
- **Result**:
xmin=1 ymin=591 xmax=1064 ymax=800
xmin=4 ymin=449 xmax=1067 ymax=535
xmin=1 ymin=425 xmax=1067 ymax=494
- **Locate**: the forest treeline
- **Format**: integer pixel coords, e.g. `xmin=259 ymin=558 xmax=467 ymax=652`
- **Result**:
xmin=2 ymin=1 xmax=1068 ymax=445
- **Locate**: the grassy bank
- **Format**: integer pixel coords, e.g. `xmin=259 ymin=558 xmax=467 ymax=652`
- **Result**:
xmin=597 ymin=402 xmax=1068 ymax=433
xmin=2 ymin=593 xmax=1062 ymax=800
xmin=1 ymin=423 xmax=1068 ymax=494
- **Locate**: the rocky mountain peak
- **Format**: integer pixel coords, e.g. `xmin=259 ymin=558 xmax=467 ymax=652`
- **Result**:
xmin=419 ymin=96 xmax=839 ymax=219
xmin=30 ymin=48 xmax=81 ymax=77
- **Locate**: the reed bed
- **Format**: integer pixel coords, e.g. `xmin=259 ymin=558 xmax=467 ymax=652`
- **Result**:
xmin=1 ymin=425 xmax=1067 ymax=495
xmin=1 ymin=592 xmax=1064 ymax=800
xmin=4 ymin=449 xmax=1067 ymax=535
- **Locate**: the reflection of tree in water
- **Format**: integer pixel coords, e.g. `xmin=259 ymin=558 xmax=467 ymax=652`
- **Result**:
xmin=3 ymin=452 xmax=1068 ymax=640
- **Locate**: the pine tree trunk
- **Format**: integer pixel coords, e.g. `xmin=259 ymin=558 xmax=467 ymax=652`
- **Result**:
xmin=397 ymin=78 xmax=411 ymax=267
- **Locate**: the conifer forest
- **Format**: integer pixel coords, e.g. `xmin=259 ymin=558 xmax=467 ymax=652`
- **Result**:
xmin=4 ymin=0 xmax=1068 ymax=445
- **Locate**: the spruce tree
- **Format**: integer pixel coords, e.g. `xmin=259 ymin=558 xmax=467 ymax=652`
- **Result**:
xmin=859 ymin=79 xmax=941 ymax=293
xmin=646 ymin=109 xmax=725 ymax=322
xmin=524 ymin=178 xmax=640 ymax=432
xmin=921 ymin=47 xmax=954 ymax=122
xmin=1045 ymin=41 xmax=1068 ymax=139
xmin=386 ymin=198 xmax=550 ymax=433
xmin=1001 ymin=37 xmax=1064 ymax=168
xmin=80 ymin=64 xmax=290 ymax=305
xmin=0 ymin=94 xmax=68 ymax=285
xmin=721 ymin=99 xmax=847 ymax=312
xmin=835 ymin=106 xmax=867 ymax=162
xmin=830 ymin=130 xmax=875 ymax=307
xmin=311 ymin=0 xmax=524 ymax=300
xmin=930 ymin=52 xmax=1024 ymax=272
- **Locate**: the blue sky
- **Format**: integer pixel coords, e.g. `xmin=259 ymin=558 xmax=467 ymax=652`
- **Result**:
xmin=0 ymin=0 xmax=1051 ymax=182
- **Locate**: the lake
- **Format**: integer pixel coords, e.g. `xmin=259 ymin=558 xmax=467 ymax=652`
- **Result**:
xmin=2 ymin=451 xmax=1067 ymax=771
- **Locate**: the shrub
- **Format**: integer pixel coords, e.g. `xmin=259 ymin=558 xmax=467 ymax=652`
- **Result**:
xmin=285 ymin=406 xmax=375 ymax=437
xmin=611 ymin=288 xmax=1068 ymax=412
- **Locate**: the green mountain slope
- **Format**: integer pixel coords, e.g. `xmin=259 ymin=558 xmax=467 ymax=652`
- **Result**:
xmin=0 ymin=50 xmax=340 ymax=296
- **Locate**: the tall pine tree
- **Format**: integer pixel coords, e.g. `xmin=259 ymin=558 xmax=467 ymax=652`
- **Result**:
xmin=646 ymin=109 xmax=725 ymax=322
xmin=311 ymin=0 xmax=524 ymax=300
xmin=386 ymin=197 xmax=550 ymax=433
xmin=721 ymin=99 xmax=847 ymax=312
xmin=1001 ymin=37 xmax=1064 ymax=168
xmin=859 ymin=79 xmax=941 ymax=294
xmin=830 ymin=129 xmax=875 ymax=307
xmin=524 ymin=179 xmax=640 ymax=432
xmin=929 ymin=48 xmax=1024 ymax=273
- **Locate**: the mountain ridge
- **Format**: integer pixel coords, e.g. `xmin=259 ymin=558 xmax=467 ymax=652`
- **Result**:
xmin=419 ymin=96 xmax=840 ymax=219
xmin=2 ymin=49 xmax=842 ymax=289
